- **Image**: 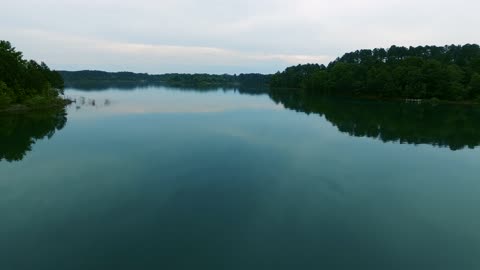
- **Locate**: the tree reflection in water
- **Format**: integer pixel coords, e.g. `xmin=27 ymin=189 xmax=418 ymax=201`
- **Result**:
xmin=269 ymin=88 xmax=480 ymax=150
xmin=0 ymin=109 xmax=67 ymax=162
xmin=2 ymin=86 xmax=479 ymax=164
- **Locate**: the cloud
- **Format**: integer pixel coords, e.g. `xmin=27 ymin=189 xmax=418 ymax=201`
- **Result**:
xmin=1 ymin=0 xmax=479 ymax=73
xmin=0 ymin=27 xmax=331 ymax=73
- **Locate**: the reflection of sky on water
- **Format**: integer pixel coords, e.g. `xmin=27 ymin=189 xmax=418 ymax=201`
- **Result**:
xmin=65 ymin=87 xmax=282 ymax=117
xmin=2 ymin=86 xmax=480 ymax=269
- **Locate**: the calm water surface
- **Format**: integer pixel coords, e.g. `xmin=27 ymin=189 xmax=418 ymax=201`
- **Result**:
xmin=1 ymin=86 xmax=480 ymax=269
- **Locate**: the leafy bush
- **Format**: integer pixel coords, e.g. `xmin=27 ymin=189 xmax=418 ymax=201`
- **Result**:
xmin=0 ymin=81 xmax=12 ymax=107
xmin=25 ymin=96 xmax=51 ymax=107
xmin=0 ymin=93 xmax=11 ymax=107
xmin=428 ymin=97 xmax=441 ymax=104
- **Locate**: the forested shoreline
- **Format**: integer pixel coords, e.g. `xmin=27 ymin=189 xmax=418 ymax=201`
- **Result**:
xmin=4 ymin=40 xmax=480 ymax=108
xmin=61 ymin=44 xmax=480 ymax=103
xmin=59 ymin=70 xmax=271 ymax=89
xmin=271 ymin=44 xmax=480 ymax=102
xmin=0 ymin=41 xmax=66 ymax=112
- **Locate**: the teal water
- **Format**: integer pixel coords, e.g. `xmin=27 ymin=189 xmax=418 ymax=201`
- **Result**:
xmin=1 ymin=86 xmax=480 ymax=269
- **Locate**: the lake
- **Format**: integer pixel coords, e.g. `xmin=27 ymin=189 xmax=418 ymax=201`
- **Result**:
xmin=1 ymin=85 xmax=480 ymax=269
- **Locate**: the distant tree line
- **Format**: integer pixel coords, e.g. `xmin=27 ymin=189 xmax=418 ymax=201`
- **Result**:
xmin=271 ymin=44 xmax=480 ymax=101
xmin=0 ymin=41 xmax=64 ymax=108
xmin=59 ymin=70 xmax=271 ymax=89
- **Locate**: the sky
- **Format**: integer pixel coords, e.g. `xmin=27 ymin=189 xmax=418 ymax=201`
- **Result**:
xmin=1 ymin=0 xmax=479 ymax=74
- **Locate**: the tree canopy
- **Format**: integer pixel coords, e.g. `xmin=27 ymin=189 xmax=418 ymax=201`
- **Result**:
xmin=271 ymin=44 xmax=480 ymax=102
xmin=0 ymin=40 xmax=64 ymax=108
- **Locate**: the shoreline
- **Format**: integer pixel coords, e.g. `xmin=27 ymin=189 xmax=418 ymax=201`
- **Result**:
xmin=354 ymin=95 xmax=480 ymax=106
xmin=0 ymin=98 xmax=73 ymax=114
xmin=270 ymin=87 xmax=480 ymax=106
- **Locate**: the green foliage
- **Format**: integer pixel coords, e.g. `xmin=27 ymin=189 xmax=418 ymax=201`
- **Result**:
xmin=59 ymin=70 xmax=271 ymax=89
xmin=271 ymin=44 xmax=480 ymax=101
xmin=469 ymin=73 xmax=480 ymax=98
xmin=428 ymin=97 xmax=441 ymax=104
xmin=0 ymin=81 xmax=12 ymax=107
xmin=24 ymin=96 xmax=51 ymax=107
xmin=0 ymin=94 xmax=12 ymax=107
xmin=269 ymin=64 xmax=325 ymax=89
xmin=0 ymin=40 xmax=64 ymax=107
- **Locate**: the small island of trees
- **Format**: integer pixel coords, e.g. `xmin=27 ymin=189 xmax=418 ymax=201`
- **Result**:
xmin=0 ymin=40 xmax=66 ymax=112
xmin=271 ymin=44 xmax=480 ymax=102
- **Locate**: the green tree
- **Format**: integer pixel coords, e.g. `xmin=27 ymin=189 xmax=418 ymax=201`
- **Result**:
xmin=270 ymin=44 xmax=480 ymax=102
xmin=469 ymin=73 xmax=480 ymax=99
xmin=0 ymin=81 xmax=12 ymax=107
xmin=0 ymin=40 xmax=65 ymax=108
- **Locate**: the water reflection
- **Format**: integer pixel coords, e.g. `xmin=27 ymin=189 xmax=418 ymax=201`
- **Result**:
xmin=2 ymin=86 xmax=479 ymax=164
xmin=65 ymin=86 xmax=277 ymax=116
xmin=71 ymin=96 xmax=112 ymax=111
xmin=270 ymin=89 xmax=480 ymax=150
xmin=65 ymin=81 xmax=268 ymax=96
xmin=0 ymin=109 xmax=67 ymax=162
xmin=2 ymin=86 xmax=479 ymax=269
xmin=71 ymin=84 xmax=480 ymax=150
xmin=64 ymin=81 xmax=158 ymax=91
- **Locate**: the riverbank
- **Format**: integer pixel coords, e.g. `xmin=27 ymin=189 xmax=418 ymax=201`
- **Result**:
xmin=270 ymin=87 xmax=480 ymax=106
xmin=0 ymin=98 xmax=73 ymax=114
xmin=356 ymin=95 xmax=480 ymax=106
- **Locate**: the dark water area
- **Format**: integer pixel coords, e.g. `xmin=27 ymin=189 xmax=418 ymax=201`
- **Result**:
xmin=1 ymin=85 xmax=479 ymax=269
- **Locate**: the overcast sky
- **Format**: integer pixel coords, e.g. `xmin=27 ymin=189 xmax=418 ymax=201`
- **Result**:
xmin=1 ymin=0 xmax=479 ymax=74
